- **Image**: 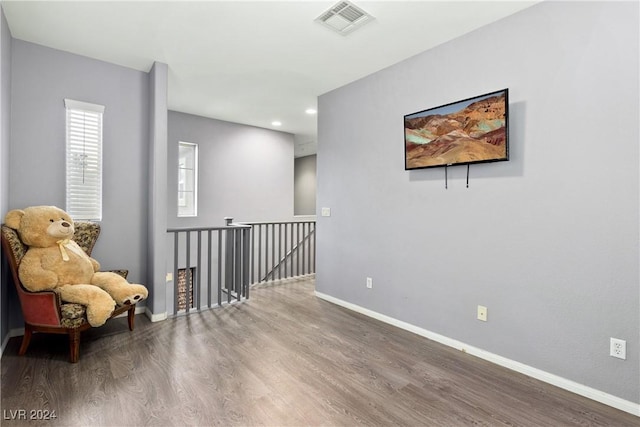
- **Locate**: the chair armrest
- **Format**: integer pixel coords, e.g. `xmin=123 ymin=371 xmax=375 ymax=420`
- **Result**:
xmin=107 ymin=269 xmax=128 ymax=279
xmin=18 ymin=290 xmax=63 ymax=327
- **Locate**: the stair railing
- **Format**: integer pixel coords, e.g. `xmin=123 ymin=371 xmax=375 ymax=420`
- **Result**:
xmin=166 ymin=220 xmax=251 ymax=316
xmin=238 ymin=220 xmax=316 ymax=285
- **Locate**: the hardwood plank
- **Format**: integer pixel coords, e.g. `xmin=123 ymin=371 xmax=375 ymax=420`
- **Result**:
xmin=1 ymin=278 xmax=638 ymax=426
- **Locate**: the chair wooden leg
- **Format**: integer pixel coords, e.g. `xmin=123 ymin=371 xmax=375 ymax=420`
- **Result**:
xmin=127 ymin=306 xmax=135 ymax=331
xmin=68 ymin=329 xmax=81 ymax=363
xmin=18 ymin=324 xmax=32 ymax=356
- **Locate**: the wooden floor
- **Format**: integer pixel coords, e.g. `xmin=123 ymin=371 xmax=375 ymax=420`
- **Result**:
xmin=1 ymin=278 xmax=638 ymax=426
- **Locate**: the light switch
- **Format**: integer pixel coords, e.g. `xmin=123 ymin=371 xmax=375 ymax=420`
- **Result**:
xmin=321 ymin=207 xmax=331 ymax=217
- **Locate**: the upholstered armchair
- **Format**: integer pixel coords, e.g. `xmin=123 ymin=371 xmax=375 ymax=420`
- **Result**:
xmin=1 ymin=222 xmax=136 ymax=363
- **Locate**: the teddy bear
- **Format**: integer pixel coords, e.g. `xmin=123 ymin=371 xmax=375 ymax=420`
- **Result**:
xmin=5 ymin=205 xmax=148 ymax=327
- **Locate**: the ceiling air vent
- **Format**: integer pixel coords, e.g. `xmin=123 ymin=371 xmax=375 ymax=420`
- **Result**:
xmin=315 ymin=1 xmax=374 ymax=36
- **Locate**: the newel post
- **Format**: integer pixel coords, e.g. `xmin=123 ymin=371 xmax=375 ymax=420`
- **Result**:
xmin=224 ymin=217 xmax=234 ymax=297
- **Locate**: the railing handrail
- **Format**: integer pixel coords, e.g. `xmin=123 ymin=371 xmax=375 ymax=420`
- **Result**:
xmin=237 ymin=220 xmax=315 ymax=226
xmin=167 ymin=225 xmax=251 ymax=233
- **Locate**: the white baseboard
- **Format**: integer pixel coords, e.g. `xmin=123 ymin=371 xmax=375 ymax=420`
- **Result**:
xmin=315 ymin=291 xmax=640 ymax=417
xmin=3 ymin=326 xmax=25 ymax=343
xmin=9 ymin=327 xmax=24 ymax=338
xmin=0 ymin=327 xmax=24 ymax=357
xmin=113 ymin=305 xmax=146 ymax=318
xmin=1 ymin=331 xmax=12 ymax=355
xmin=144 ymin=307 xmax=167 ymax=322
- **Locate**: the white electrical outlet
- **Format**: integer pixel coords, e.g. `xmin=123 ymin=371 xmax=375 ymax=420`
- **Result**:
xmin=477 ymin=305 xmax=488 ymax=322
xmin=366 ymin=277 xmax=372 ymax=289
xmin=610 ymin=338 xmax=626 ymax=360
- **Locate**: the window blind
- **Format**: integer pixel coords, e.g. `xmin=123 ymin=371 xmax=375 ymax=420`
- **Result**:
xmin=64 ymin=99 xmax=104 ymax=221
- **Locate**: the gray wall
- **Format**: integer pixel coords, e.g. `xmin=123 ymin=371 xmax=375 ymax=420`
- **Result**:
xmin=317 ymin=1 xmax=639 ymax=403
xmin=294 ymin=154 xmax=317 ymax=216
xmin=167 ymin=111 xmax=294 ymax=227
xmin=0 ymin=8 xmax=11 ymax=345
xmin=9 ymin=40 xmax=150 ymax=321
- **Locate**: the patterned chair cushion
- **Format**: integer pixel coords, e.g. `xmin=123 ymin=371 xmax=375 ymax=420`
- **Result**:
xmin=1 ymin=225 xmax=27 ymax=266
xmin=60 ymin=303 xmax=88 ymax=328
xmin=109 ymin=269 xmax=129 ymax=279
xmin=73 ymin=222 xmax=101 ymax=255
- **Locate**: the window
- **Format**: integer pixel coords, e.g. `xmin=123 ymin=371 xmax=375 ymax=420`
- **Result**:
xmin=64 ymin=99 xmax=104 ymax=221
xmin=178 ymin=141 xmax=198 ymax=217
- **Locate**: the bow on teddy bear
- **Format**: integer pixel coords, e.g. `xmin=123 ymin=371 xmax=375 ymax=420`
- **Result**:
xmin=5 ymin=205 xmax=148 ymax=327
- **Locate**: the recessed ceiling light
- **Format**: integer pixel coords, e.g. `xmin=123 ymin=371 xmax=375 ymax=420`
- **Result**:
xmin=305 ymin=108 xmax=317 ymax=115
xmin=272 ymin=121 xmax=282 ymax=126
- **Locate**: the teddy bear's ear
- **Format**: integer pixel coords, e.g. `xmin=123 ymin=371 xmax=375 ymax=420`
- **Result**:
xmin=5 ymin=209 xmax=25 ymax=230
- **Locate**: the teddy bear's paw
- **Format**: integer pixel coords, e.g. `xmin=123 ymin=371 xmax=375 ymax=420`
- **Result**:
xmin=120 ymin=292 xmax=147 ymax=306
xmin=113 ymin=284 xmax=148 ymax=306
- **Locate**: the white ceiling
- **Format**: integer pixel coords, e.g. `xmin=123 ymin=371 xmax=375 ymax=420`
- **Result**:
xmin=1 ymin=0 xmax=538 ymax=157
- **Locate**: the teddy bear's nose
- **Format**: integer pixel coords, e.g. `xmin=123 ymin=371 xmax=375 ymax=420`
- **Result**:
xmin=61 ymin=222 xmax=70 ymax=228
